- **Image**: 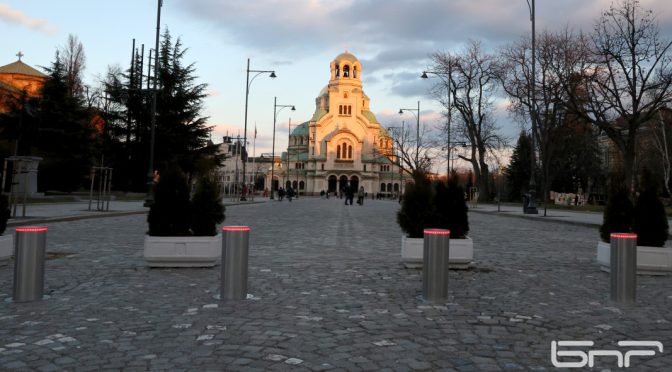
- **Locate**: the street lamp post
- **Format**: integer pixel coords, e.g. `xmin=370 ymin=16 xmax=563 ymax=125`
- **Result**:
xmin=398 ymin=101 xmax=420 ymax=169
xmin=387 ymin=122 xmax=406 ymax=198
xmin=271 ymin=97 xmax=295 ymax=200
xmin=242 ymin=58 xmax=276 ymax=201
xmin=145 ymin=0 xmax=162 ymax=207
xmin=422 ymin=64 xmax=453 ymax=177
xmin=525 ymin=0 xmax=539 ymax=214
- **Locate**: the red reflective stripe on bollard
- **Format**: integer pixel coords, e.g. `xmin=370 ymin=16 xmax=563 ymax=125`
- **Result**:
xmin=424 ymin=229 xmax=450 ymax=236
xmin=610 ymin=233 xmax=637 ymax=239
xmin=15 ymin=227 xmax=48 ymax=233
xmin=222 ymin=226 xmax=250 ymax=232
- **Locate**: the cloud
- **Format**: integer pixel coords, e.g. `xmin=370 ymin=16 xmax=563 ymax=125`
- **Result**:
xmin=178 ymin=0 xmax=672 ymax=58
xmin=0 ymin=4 xmax=57 ymax=35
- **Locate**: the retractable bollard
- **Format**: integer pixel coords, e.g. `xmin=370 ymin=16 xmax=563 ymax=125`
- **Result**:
xmin=13 ymin=227 xmax=48 ymax=302
xmin=610 ymin=233 xmax=637 ymax=303
xmin=422 ymin=229 xmax=450 ymax=302
xmin=220 ymin=226 xmax=250 ymax=300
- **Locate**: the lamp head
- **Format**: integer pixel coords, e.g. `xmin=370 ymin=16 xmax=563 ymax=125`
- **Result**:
xmin=291 ymin=106 xmax=296 ymax=111
xmin=270 ymin=71 xmax=277 ymax=78
xmin=398 ymin=109 xmax=403 ymax=115
xmin=421 ymin=71 xmax=429 ymax=79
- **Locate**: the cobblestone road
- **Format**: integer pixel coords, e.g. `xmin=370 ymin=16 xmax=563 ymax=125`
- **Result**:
xmin=0 ymin=197 xmax=671 ymax=371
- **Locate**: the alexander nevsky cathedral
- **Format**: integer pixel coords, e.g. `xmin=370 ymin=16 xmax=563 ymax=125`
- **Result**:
xmin=272 ymin=52 xmax=404 ymax=196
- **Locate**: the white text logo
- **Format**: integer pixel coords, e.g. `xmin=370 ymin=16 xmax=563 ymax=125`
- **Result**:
xmin=551 ymin=340 xmax=663 ymax=368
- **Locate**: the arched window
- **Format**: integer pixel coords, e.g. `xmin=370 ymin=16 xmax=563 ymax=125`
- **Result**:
xmin=347 ymin=106 xmax=351 ymax=115
xmin=353 ymin=66 xmax=357 ymax=78
xmin=339 ymin=105 xmax=343 ymax=115
xmin=380 ymin=183 xmax=386 ymax=192
xmin=348 ymin=145 xmax=352 ymax=159
xmin=387 ymin=183 xmax=392 ymax=192
xmin=337 ymin=145 xmax=341 ymax=159
xmin=343 ymin=65 xmax=350 ymax=77
xmin=335 ymin=64 xmax=340 ymax=78
xmin=299 ymin=181 xmax=305 ymax=190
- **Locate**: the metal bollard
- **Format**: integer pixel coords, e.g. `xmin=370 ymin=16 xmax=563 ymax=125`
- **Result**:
xmin=13 ymin=226 xmax=48 ymax=302
xmin=220 ymin=226 xmax=250 ymax=300
xmin=610 ymin=233 xmax=637 ymax=303
xmin=422 ymin=229 xmax=450 ymax=302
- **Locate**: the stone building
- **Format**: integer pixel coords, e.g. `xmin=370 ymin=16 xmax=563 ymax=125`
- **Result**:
xmin=272 ymin=52 xmax=403 ymax=196
xmin=0 ymin=53 xmax=47 ymax=112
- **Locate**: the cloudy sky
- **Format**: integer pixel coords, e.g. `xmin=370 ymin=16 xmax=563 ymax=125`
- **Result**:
xmin=2 ymin=0 xmax=672 ymax=162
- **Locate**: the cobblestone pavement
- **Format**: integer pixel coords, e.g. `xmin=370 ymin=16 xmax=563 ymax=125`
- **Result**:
xmin=0 ymin=197 xmax=671 ymax=371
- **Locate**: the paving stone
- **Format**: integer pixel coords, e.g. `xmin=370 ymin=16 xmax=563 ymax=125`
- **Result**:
xmin=0 ymin=199 xmax=670 ymax=370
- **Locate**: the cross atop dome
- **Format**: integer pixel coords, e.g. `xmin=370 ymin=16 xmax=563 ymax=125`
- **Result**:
xmin=16 ymin=51 xmax=24 ymax=61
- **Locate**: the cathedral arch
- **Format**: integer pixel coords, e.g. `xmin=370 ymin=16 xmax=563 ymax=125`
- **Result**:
xmin=343 ymin=65 xmax=350 ymax=77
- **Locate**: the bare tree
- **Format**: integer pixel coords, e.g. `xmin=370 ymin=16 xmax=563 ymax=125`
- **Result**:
xmin=60 ymin=34 xmax=86 ymax=98
xmin=564 ymin=0 xmax=672 ymax=193
xmin=430 ymin=40 xmax=505 ymax=201
xmin=498 ymin=29 xmax=587 ymax=215
xmin=386 ymin=122 xmax=434 ymax=175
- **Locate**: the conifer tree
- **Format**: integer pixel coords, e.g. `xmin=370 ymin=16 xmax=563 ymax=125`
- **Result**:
xmin=36 ymin=52 xmax=96 ymax=191
xmin=506 ymin=131 xmax=533 ymax=202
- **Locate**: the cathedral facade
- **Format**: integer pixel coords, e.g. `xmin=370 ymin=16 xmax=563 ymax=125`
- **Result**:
xmin=272 ymin=52 xmax=403 ymax=196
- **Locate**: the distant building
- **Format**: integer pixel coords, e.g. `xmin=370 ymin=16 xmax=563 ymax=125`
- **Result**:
xmin=0 ymin=53 xmax=47 ymax=112
xmin=272 ymin=51 xmax=403 ymax=196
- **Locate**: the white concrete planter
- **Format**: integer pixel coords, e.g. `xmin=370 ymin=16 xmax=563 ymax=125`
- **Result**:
xmin=0 ymin=234 xmax=13 ymax=265
xmin=401 ymin=235 xmax=473 ymax=269
xmin=144 ymin=234 xmax=221 ymax=268
xmin=596 ymin=241 xmax=672 ymax=275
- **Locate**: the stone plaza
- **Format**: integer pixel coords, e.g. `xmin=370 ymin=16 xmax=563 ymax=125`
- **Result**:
xmin=0 ymin=198 xmax=671 ymax=370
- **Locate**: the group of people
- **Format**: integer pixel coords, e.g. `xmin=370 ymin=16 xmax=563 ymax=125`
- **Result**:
xmin=277 ymin=187 xmax=296 ymax=201
xmin=340 ymin=185 xmax=366 ymax=206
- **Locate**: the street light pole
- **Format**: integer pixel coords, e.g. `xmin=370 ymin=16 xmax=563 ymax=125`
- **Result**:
xmin=270 ymin=97 xmax=295 ymax=200
xmin=526 ymin=0 xmax=539 ymax=214
xmin=242 ymin=58 xmax=276 ymax=201
xmin=422 ymin=64 xmax=453 ymax=178
xmin=145 ymin=0 xmax=162 ymax=206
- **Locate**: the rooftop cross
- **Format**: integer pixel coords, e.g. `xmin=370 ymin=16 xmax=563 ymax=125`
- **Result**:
xmin=16 ymin=51 xmax=24 ymax=61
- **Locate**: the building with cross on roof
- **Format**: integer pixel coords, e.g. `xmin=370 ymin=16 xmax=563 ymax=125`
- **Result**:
xmin=0 ymin=52 xmax=48 ymax=112
xmin=269 ymin=51 xmax=405 ymax=197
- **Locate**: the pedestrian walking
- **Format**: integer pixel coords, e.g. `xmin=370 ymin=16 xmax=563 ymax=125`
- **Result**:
xmin=278 ymin=187 xmax=285 ymax=201
xmin=357 ymin=186 xmax=365 ymax=206
xmin=287 ymin=187 xmax=294 ymax=202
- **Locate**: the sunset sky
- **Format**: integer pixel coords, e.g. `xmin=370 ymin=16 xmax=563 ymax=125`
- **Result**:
xmin=2 ymin=0 xmax=672 ymax=164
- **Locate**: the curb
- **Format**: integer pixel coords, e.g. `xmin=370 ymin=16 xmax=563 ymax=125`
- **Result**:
xmin=7 ymin=210 xmax=149 ymax=227
xmin=469 ymin=208 xmax=600 ymax=229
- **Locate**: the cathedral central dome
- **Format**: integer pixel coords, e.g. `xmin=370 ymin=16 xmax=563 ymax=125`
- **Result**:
xmin=334 ymin=51 xmax=358 ymax=64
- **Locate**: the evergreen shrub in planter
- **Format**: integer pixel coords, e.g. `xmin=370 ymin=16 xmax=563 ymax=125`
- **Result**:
xmin=398 ymin=170 xmax=472 ymax=268
xmin=144 ymin=166 xmax=226 ymax=267
xmin=0 ymin=194 xmax=13 ymax=263
xmin=596 ymin=171 xmax=672 ymax=275
xmin=633 ymin=169 xmax=668 ymax=247
xmin=397 ymin=170 xmax=433 ymax=238
xmin=147 ymin=166 xmax=191 ymax=237
xmin=191 ymin=174 xmax=226 ymax=236
xmin=0 ymin=194 xmax=9 ymax=236
xmin=599 ymin=173 xmax=633 ymax=243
